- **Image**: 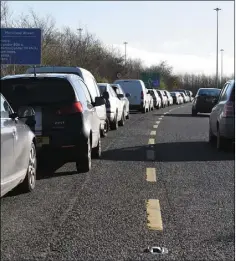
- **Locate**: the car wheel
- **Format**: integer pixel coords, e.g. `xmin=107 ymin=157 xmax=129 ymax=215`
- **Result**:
xmin=76 ymin=136 xmax=91 ymax=173
xmin=217 ymin=126 xmax=228 ymax=151
xmin=142 ymin=106 xmax=146 ymax=113
xmin=110 ymin=112 xmax=118 ymax=130
xmin=209 ymin=125 xmax=216 ymax=145
xmin=101 ymin=119 xmax=109 ymax=137
xmin=92 ymin=133 xmax=101 ymax=158
xmin=19 ymin=142 xmax=37 ymax=193
xmin=119 ymin=110 xmax=125 ymax=126
xmin=192 ymin=109 xmax=197 ymax=116
xmin=126 ymin=112 xmax=130 ymax=119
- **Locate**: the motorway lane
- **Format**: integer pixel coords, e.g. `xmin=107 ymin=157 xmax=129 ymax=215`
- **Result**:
xmin=1 ymin=103 xmax=234 ymax=261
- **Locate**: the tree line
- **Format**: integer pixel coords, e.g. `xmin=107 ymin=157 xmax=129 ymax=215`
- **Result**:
xmin=1 ymin=1 xmax=233 ymax=95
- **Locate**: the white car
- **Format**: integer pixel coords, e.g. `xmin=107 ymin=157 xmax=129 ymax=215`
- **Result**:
xmin=111 ymin=84 xmax=130 ymax=119
xmin=113 ymin=79 xmax=150 ymax=113
xmin=147 ymin=91 xmax=154 ymax=111
xmin=164 ymin=91 xmax=173 ymax=106
xmin=98 ymin=83 xmax=125 ymax=130
xmin=147 ymin=89 xmax=162 ymax=109
xmin=170 ymin=92 xmax=184 ymax=104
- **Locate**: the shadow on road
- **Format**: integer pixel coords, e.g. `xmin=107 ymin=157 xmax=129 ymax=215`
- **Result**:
xmin=154 ymin=113 xmax=210 ymax=118
xmin=102 ymin=141 xmax=234 ymax=162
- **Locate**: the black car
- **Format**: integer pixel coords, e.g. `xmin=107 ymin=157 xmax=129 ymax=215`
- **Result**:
xmin=192 ymin=88 xmax=221 ymax=116
xmin=1 ymin=73 xmax=105 ymax=173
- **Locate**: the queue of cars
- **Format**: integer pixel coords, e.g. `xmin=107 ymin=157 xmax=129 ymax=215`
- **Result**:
xmin=0 ymin=66 xmax=193 ymax=197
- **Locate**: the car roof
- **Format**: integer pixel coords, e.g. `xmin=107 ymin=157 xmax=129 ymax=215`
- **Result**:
xmin=25 ymin=66 xmax=94 ymax=78
xmin=1 ymin=73 xmax=77 ymax=80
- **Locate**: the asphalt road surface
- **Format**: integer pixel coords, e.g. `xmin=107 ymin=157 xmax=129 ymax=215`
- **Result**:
xmin=1 ymin=103 xmax=234 ymax=261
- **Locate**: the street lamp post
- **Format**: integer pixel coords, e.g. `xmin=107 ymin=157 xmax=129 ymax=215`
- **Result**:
xmin=77 ymin=28 xmax=83 ymax=41
xmin=124 ymin=41 xmax=128 ymax=66
xmin=214 ymin=7 xmax=221 ymax=89
xmin=220 ymin=49 xmax=224 ymax=85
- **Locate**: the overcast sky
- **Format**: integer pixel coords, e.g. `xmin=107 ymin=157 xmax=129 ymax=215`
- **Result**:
xmin=9 ymin=1 xmax=235 ymax=76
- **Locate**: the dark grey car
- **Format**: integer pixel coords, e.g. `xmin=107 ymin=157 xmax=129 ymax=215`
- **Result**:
xmin=209 ymin=80 xmax=235 ymax=150
xmin=1 ymin=73 xmax=105 ymax=173
xmin=1 ymin=93 xmax=37 ymax=197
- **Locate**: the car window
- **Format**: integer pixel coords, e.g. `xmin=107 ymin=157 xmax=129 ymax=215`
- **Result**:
xmin=73 ymin=78 xmax=92 ymax=104
xmin=198 ymin=89 xmax=221 ymax=97
xmin=84 ymin=76 xmax=99 ymax=102
xmin=109 ymin=85 xmax=118 ymax=97
xmin=1 ymin=78 xmax=76 ymax=111
xmin=1 ymin=94 xmax=12 ymax=118
xmin=218 ymin=84 xmax=229 ymax=102
xmin=225 ymin=82 xmax=234 ymax=101
xmin=98 ymin=85 xmax=107 ymax=95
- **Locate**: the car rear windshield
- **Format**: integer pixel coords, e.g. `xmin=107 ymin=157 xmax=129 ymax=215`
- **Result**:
xmin=1 ymin=77 xmax=76 ymax=109
xmin=198 ymin=89 xmax=221 ymax=97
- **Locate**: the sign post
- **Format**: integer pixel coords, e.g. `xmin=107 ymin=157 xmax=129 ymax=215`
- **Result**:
xmin=1 ymin=28 xmax=42 ymax=69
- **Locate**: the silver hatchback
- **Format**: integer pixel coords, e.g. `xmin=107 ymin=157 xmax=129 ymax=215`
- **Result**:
xmin=1 ymin=94 xmax=37 ymax=197
xmin=209 ymin=80 xmax=235 ymax=150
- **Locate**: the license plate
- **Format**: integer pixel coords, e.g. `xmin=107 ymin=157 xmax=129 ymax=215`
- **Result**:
xmin=36 ymin=136 xmax=49 ymax=147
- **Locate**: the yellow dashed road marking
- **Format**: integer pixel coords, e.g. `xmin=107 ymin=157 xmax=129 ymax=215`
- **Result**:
xmin=150 ymin=130 xmax=156 ymax=136
xmin=156 ymin=121 xmax=160 ymax=124
xmin=146 ymin=168 xmax=156 ymax=182
xmin=146 ymin=199 xmax=163 ymax=231
xmin=153 ymin=125 xmax=158 ymax=129
xmin=158 ymin=117 xmax=162 ymax=120
xmin=148 ymin=138 xmax=155 ymax=145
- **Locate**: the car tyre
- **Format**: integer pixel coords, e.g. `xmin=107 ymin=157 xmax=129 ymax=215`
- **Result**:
xmin=101 ymin=119 xmax=109 ymax=137
xmin=119 ymin=110 xmax=125 ymax=126
xmin=76 ymin=136 xmax=91 ymax=173
xmin=126 ymin=112 xmax=130 ymax=119
xmin=209 ymin=125 xmax=216 ymax=145
xmin=217 ymin=127 xmax=228 ymax=151
xmin=92 ymin=133 xmax=101 ymax=159
xmin=192 ymin=109 xmax=197 ymax=116
xmin=110 ymin=112 xmax=118 ymax=130
xmin=19 ymin=142 xmax=37 ymax=193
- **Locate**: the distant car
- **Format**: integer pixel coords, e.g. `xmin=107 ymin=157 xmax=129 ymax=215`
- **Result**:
xmin=157 ymin=90 xmax=168 ymax=107
xmin=1 ymin=93 xmax=37 ymax=197
xmin=98 ymin=83 xmax=125 ymax=129
xmin=209 ymin=80 xmax=235 ymax=150
xmin=147 ymin=89 xmax=161 ymax=109
xmin=113 ymin=79 xmax=149 ymax=113
xmin=186 ymin=90 xmax=193 ymax=101
xmin=192 ymin=88 xmax=221 ymax=116
xmin=111 ymin=83 xmax=130 ymax=119
xmin=164 ymin=91 xmax=173 ymax=106
xmin=180 ymin=92 xmax=188 ymax=103
xmin=170 ymin=91 xmax=183 ymax=104
xmin=1 ymin=73 xmax=105 ymax=173
xmin=25 ymin=66 xmax=107 ymax=137
xmin=146 ymin=90 xmax=154 ymax=111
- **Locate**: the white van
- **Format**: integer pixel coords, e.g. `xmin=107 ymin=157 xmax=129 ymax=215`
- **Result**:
xmin=113 ymin=79 xmax=149 ymax=113
xmin=26 ymin=66 xmax=107 ymax=136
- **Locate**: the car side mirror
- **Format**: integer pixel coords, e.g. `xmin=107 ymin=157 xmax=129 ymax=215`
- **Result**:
xmin=103 ymin=91 xmax=109 ymax=100
xmin=125 ymin=93 xmax=131 ymax=98
xmin=117 ymin=94 xmax=124 ymax=99
xmin=95 ymin=96 xmax=105 ymax=106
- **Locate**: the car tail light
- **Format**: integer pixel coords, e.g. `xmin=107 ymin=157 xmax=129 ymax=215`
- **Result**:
xmin=141 ymin=91 xmax=144 ymax=99
xmin=57 ymin=102 xmax=83 ymax=115
xmin=222 ymin=101 xmax=234 ymax=118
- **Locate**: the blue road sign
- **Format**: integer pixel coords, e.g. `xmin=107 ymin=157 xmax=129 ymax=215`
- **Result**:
xmin=152 ymin=80 xmax=159 ymax=87
xmin=1 ymin=28 xmax=42 ymax=65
